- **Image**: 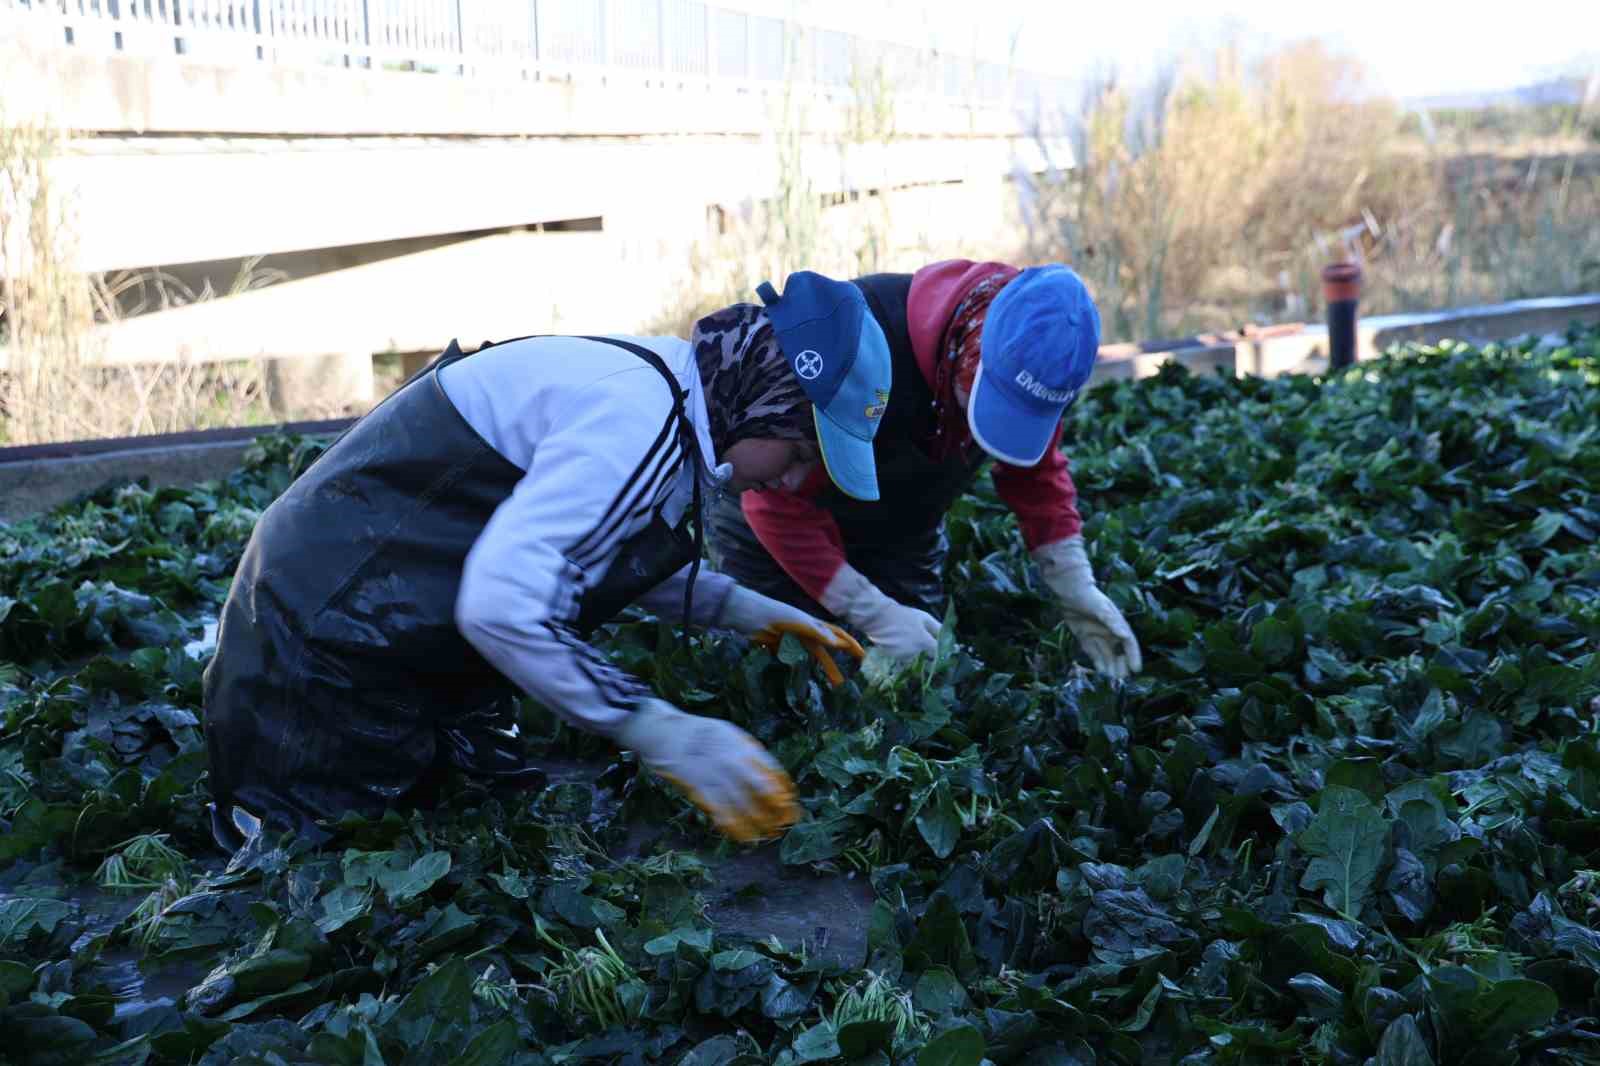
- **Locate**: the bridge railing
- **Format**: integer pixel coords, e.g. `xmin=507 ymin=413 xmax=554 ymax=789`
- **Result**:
xmin=1 ymin=0 xmax=1068 ymax=116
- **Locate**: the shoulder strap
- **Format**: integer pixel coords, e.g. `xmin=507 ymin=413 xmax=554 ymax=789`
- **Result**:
xmin=576 ymin=337 xmax=706 ymax=641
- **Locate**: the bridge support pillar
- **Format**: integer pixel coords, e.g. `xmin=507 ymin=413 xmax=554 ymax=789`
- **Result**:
xmin=263 ymin=351 xmax=375 ymax=420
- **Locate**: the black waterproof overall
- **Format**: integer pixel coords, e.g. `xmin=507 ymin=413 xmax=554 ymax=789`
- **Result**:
xmin=203 ymin=336 xmax=703 ymax=850
xmin=706 ymin=273 xmax=988 ymax=619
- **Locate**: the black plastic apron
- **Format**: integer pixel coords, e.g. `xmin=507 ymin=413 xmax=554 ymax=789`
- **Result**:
xmin=202 ymin=335 xmax=702 ymax=850
xmin=706 ymin=273 xmax=987 ymax=619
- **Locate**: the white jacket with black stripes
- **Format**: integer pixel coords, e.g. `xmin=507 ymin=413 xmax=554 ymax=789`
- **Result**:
xmin=439 ymin=334 xmax=739 ymax=739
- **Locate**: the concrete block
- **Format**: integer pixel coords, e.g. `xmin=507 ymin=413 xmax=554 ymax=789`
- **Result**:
xmin=1253 ymin=329 xmax=1335 ymax=376
xmin=60 ymin=231 xmax=654 ymax=374
xmin=1090 ymin=340 xmax=1237 ymax=384
xmin=1367 ymin=298 xmax=1600 ymax=351
xmin=263 ymin=352 xmax=375 ymax=420
xmin=1137 ymin=343 xmax=1235 ymax=380
xmin=0 ymin=440 xmax=254 ymax=523
xmin=1087 ymin=355 xmax=1137 ymax=383
xmin=398 ymin=351 xmax=436 ymax=380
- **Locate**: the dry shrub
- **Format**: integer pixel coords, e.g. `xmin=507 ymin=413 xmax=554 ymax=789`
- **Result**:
xmin=643 ymin=39 xmax=1032 ymax=339
xmin=1364 ymin=151 xmax=1600 ymax=311
xmin=649 ymin=33 xmax=907 ymax=337
xmin=644 ymin=192 xmax=897 ymax=341
xmin=1020 ymin=38 xmax=1600 ymax=340
xmin=642 ymin=178 xmax=1034 ymax=341
xmin=85 ymin=265 xmax=281 ymax=437
xmin=1 ymin=94 xmax=280 ymax=445
xmin=1022 ymin=40 xmax=1432 ymax=338
xmin=0 ymin=99 xmax=98 ymax=445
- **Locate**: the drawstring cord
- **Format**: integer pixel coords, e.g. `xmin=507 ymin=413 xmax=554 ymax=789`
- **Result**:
xmin=681 ymin=414 xmax=705 ymax=651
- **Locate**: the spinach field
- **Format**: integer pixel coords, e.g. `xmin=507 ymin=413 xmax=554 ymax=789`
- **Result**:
xmin=2 ymin=327 xmax=1599 ymax=1065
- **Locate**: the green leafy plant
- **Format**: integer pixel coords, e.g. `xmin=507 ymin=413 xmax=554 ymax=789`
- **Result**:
xmin=536 ymin=922 xmax=645 ymax=1031
xmin=2 ymin=327 xmax=1599 ymax=1063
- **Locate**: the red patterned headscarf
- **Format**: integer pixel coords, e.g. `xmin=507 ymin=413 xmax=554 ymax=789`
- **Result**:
xmin=929 ymin=272 xmax=1011 ymax=461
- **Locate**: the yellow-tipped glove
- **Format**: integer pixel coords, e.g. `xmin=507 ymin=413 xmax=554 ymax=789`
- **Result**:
xmin=719 ymin=586 xmax=866 ymax=687
xmin=618 ymin=699 xmax=798 ymax=843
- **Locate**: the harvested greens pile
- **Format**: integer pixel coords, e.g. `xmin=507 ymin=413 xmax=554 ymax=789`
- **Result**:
xmin=3 ymin=327 xmax=1600 ymax=1066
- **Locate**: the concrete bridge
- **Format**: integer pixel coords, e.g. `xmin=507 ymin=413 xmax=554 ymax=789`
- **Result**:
xmin=1 ymin=1 xmax=1077 ymax=412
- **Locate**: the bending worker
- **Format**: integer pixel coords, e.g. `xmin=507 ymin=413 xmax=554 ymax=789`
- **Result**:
xmin=705 ymin=260 xmax=1142 ymax=679
xmin=202 ymin=274 xmax=891 ymax=851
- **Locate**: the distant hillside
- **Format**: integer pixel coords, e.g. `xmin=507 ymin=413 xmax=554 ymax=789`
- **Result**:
xmin=1407 ymin=77 xmax=1590 ymax=111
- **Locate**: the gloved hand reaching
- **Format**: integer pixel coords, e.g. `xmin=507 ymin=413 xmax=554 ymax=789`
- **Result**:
xmin=618 ymin=698 xmax=799 ymax=842
xmin=1034 ymin=535 xmax=1141 ymax=680
xmin=820 ymin=563 xmax=942 ymax=664
xmin=719 ymin=586 xmax=865 ymax=686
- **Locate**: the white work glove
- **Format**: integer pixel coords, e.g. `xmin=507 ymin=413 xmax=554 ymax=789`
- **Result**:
xmin=718 ymin=586 xmax=865 ymax=687
xmin=820 ymin=563 xmax=942 ymax=664
xmin=617 ymin=698 xmax=799 ymax=843
xmin=1034 ymin=535 xmax=1142 ymax=680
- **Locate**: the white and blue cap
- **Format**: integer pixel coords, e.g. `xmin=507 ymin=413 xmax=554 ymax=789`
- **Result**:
xmin=967 ymin=265 xmax=1101 ymax=467
xmin=756 ymin=272 xmax=892 ymax=501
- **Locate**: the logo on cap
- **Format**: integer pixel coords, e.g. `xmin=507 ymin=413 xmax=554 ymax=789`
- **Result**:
xmin=865 ymin=388 xmax=888 ymax=422
xmin=795 ymin=349 xmax=825 ymax=380
xmin=1015 ymin=369 xmax=1077 ymax=405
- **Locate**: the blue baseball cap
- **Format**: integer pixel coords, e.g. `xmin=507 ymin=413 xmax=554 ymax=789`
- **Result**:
xmin=756 ymin=272 xmax=892 ymax=501
xmin=967 ymin=265 xmax=1101 ymax=467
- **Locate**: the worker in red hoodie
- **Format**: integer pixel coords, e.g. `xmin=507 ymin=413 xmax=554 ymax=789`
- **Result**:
xmin=699 ymin=259 xmax=1141 ymax=679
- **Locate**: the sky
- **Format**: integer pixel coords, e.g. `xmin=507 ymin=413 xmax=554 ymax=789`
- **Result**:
xmin=716 ymin=0 xmax=1600 ymax=103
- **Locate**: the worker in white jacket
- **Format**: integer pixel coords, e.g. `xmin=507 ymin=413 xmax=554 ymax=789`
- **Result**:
xmin=202 ymin=273 xmax=893 ymax=851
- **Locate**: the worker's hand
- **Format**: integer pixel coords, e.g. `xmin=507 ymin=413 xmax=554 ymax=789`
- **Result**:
xmin=820 ymin=564 xmax=942 ymax=664
xmin=719 ymin=586 xmax=865 ymax=687
xmin=1034 ymin=535 xmax=1142 ymax=680
xmin=618 ymin=699 xmax=798 ymax=843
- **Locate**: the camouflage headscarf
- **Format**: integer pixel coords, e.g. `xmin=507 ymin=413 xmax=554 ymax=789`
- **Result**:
xmin=690 ymin=303 xmax=816 ymax=454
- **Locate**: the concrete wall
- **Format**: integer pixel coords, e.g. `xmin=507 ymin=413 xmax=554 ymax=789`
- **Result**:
xmin=8 ymin=293 xmax=1596 ymax=523
xmin=1090 ymin=293 xmax=1600 ymax=381
xmin=0 ymin=422 xmax=351 ymax=524
xmin=30 ymin=176 xmax=1029 ymax=370
xmin=49 ymin=133 xmax=1060 ymax=274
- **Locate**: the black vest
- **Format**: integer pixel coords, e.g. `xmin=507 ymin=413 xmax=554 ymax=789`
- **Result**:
xmin=202 ymin=335 xmax=702 ymax=839
xmin=814 ymin=273 xmax=989 ymax=545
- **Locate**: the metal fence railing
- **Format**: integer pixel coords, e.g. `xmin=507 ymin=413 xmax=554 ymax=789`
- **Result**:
xmin=0 ymin=0 xmax=1071 ymax=121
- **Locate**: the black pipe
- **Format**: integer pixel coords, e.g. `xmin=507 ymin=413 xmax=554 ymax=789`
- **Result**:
xmin=1321 ymin=262 xmax=1363 ymax=371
